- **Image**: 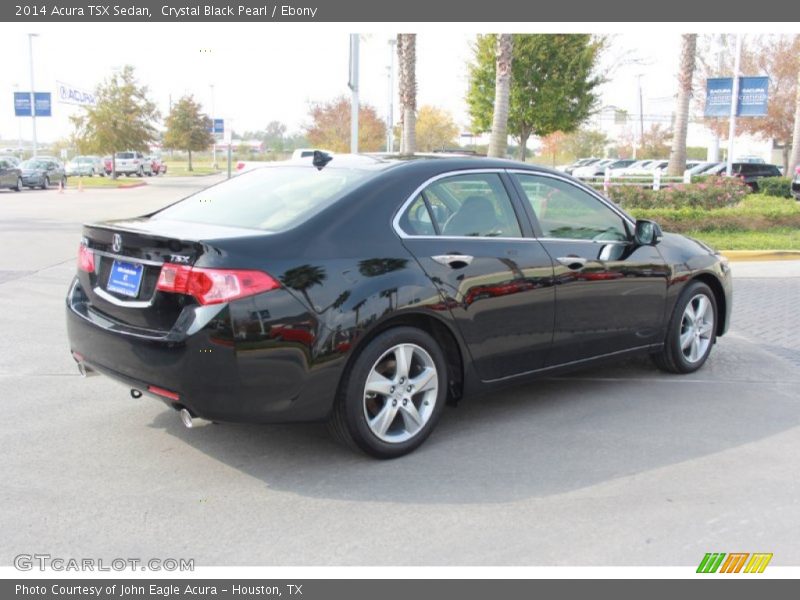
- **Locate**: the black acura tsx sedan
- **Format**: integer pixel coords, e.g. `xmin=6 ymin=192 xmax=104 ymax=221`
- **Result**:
xmin=67 ymin=154 xmax=732 ymax=458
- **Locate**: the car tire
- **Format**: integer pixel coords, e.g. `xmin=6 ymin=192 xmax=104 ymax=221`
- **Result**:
xmin=137 ymin=167 xmax=144 ymax=177
xmin=13 ymin=177 xmax=22 ymax=192
xmin=41 ymin=176 xmax=49 ymax=190
xmin=328 ymin=326 xmax=448 ymax=458
xmin=652 ymin=281 xmax=718 ymax=374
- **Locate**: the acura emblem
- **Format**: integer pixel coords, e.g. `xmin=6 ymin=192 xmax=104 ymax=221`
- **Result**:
xmin=112 ymin=233 xmax=122 ymax=253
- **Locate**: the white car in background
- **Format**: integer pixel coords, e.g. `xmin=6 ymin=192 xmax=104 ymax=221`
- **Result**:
xmin=572 ymin=158 xmax=616 ymax=178
xmin=621 ymin=159 xmax=669 ymax=176
xmin=65 ymin=156 xmax=105 ymax=177
xmin=113 ymin=151 xmax=153 ymax=177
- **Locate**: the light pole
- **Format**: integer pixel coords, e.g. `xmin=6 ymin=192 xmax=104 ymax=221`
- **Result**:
xmin=726 ymin=34 xmax=743 ymax=177
xmin=386 ymin=38 xmax=396 ymax=153
xmin=13 ymin=83 xmax=22 ymax=156
xmin=348 ymin=34 xmax=360 ymax=154
xmin=28 ymin=33 xmax=39 ymax=158
xmin=210 ymin=84 xmax=217 ymax=167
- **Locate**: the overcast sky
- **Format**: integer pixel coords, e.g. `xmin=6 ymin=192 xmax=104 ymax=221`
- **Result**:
xmin=0 ymin=23 xmax=694 ymax=144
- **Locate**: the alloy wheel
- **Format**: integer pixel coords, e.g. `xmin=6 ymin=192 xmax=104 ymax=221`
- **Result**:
xmin=679 ymin=294 xmax=714 ymax=364
xmin=362 ymin=343 xmax=438 ymax=443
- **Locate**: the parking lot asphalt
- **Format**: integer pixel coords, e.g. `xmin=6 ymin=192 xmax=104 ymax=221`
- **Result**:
xmin=1 ymin=179 xmax=798 ymax=567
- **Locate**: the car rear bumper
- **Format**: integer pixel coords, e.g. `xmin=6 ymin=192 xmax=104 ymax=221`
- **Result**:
xmin=66 ymin=277 xmax=335 ymax=423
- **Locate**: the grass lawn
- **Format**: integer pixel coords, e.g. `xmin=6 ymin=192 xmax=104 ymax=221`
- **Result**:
xmin=67 ymin=176 xmax=147 ymax=189
xmin=686 ymin=228 xmax=800 ymax=250
xmin=629 ymin=194 xmax=800 ymax=250
xmin=162 ymin=161 xmax=222 ymax=177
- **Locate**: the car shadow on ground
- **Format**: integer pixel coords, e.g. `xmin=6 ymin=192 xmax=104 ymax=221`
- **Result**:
xmin=148 ymin=336 xmax=800 ymax=505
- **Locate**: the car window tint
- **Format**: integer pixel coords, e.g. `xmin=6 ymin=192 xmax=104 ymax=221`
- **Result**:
xmin=417 ymin=173 xmax=521 ymax=238
xmin=154 ymin=166 xmax=373 ymax=232
xmin=515 ymin=174 xmax=628 ymax=242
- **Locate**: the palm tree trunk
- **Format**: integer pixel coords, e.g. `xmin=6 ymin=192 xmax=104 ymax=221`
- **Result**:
xmin=188 ymin=149 xmax=193 ymax=172
xmin=488 ymin=34 xmax=513 ymax=159
xmin=790 ymin=64 xmax=800 ymax=177
xmin=397 ymin=34 xmax=417 ymax=156
xmin=667 ymin=34 xmax=697 ymax=176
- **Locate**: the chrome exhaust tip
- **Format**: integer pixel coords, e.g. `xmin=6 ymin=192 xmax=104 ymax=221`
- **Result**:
xmin=179 ymin=408 xmax=194 ymax=429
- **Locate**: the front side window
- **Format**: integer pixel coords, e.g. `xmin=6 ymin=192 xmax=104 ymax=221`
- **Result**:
xmin=399 ymin=173 xmax=522 ymax=238
xmin=515 ymin=174 xmax=628 ymax=242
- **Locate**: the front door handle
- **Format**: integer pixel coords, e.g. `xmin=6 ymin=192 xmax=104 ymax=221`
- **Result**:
xmin=432 ymin=254 xmax=474 ymax=268
xmin=556 ymin=256 xmax=587 ymax=270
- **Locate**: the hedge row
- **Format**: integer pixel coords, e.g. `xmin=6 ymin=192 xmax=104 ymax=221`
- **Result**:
xmin=606 ymin=176 xmax=750 ymax=210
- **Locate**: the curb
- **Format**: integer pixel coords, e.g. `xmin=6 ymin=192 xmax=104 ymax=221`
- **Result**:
xmin=720 ymin=250 xmax=800 ymax=262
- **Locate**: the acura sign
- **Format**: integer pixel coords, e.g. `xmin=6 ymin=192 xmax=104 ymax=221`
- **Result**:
xmin=57 ymin=81 xmax=96 ymax=106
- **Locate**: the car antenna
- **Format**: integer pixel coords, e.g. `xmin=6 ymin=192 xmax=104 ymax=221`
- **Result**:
xmin=312 ymin=151 xmax=333 ymax=170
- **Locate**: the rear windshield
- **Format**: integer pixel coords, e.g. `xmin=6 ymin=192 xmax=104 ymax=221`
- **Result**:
xmin=153 ymin=166 xmax=373 ymax=232
xmin=116 ymin=152 xmax=135 ymax=159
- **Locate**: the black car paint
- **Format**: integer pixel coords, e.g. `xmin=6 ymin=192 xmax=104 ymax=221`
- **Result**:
xmin=66 ymin=157 xmax=732 ymax=424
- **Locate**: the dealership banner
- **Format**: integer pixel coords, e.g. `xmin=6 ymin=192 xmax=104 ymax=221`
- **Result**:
xmin=56 ymin=81 xmax=97 ymax=106
xmin=704 ymin=76 xmax=769 ymax=118
xmin=2 ymin=0 xmax=799 ymax=21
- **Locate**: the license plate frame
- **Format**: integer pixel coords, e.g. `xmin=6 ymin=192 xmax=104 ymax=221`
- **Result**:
xmin=106 ymin=260 xmax=144 ymax=298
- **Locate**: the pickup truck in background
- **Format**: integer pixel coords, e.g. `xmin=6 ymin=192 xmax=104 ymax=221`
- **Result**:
xmin=114 ymin=151 xmax=153 ymax=177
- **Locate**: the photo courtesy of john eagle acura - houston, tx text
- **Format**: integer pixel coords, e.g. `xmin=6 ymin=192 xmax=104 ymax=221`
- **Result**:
xmin=66 ymin=153 xmax=732 ymax=458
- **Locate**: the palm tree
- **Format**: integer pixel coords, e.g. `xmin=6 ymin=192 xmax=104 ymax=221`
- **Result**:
xmin=280 ymin=264 xmax=327 ymax=311
xmin=790 ymin=63 xmax=800 ymax=177
xmin=487 ymin=34 xmax=513 ymax=159
xmin=667 ymin=34 xmax=697 ymax=176
xmin=397 ymin=34 xmax=417 ymax=156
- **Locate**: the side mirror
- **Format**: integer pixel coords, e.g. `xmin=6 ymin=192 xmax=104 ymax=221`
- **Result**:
xmin=634 ymin=219 xmax=662 ymax=246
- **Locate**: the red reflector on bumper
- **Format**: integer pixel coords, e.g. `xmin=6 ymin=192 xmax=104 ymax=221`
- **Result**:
xmin=148 ymin=385 xmax=180 ymax=402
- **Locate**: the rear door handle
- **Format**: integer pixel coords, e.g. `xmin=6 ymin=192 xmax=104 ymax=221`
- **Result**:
xmin=556 ymin=256 xmax=587 ymax=270
xmin=432 ymin=254 xmax=474 ymax=268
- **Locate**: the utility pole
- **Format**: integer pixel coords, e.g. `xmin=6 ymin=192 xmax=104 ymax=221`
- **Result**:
xmin=210 ymin=84 xmax=216 ymax=167
xmin=709 ymin=34 xmax=725 ymax=162
xmin=637 ymin=74 xmax=645 ymax=158
xmin=28 ymin=33 xmax=39 ymax=158
xmin=348 ymin=34 xmax=360 ymax=154
xmin=726 ymin=34 xmax=743 ymax=177
xmin=13 ymin=83 xmax=22 ymax=156
xmin=386 ymin=38 xmax=396 ymax=153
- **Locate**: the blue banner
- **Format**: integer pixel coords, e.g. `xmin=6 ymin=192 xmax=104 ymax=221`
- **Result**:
xmin=13 ymin=92 xmax=51 ymax=116
xmin=737 ymin=76 xmax=769 ymax=116
xmin=705 ymin=76 xmax=769 ymax=117
xmin=14 ymin=92 xmax=31 ymax=116
xmin=213 ymin=118 xmax=224 ymax=134
xmin=705 ymin=78 xmax=732 ymax=117
xmin=34 ymin=92 xmax=51 ymax=116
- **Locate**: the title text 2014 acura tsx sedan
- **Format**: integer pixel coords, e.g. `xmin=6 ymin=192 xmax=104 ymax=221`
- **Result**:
xmin=66 ymin=154 xmax=732 ymax=458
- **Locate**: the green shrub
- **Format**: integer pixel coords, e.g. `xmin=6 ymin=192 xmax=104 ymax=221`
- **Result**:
xmin=757 ymin=177 xmax=793 ymax=198
xmin=606 ymin=176 xmax=750 ymax=210
xmin=628 ymin=194 xmax=800 ymax=233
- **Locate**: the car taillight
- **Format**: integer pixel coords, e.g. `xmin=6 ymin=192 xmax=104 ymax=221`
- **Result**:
xmin=78 ymin=244 xmax=95 ymax=273
xmin=156 ymin=264 xmax=280 ymax=305
xmin=795 ymin=166 xmax=800 ymax=175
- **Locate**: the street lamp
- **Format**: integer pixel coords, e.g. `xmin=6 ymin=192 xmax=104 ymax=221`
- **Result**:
xmin=386 ymin=38 xmax=396 ymax=153
xmin=210 ymin=83 xmax=216 ymax=167
xmin=28 ymin=33 xmax=39 ymax=158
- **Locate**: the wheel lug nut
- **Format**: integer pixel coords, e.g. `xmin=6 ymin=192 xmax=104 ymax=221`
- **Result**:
xmin=407 ymin=385 xmax=412 ymax=392
xmin=403 ymin=399 xmax=407 ymax=405
xmin=390 ymin=386 xmax=395 ymax=393
xmin=392 ymin=399 xmax=397 ymax=406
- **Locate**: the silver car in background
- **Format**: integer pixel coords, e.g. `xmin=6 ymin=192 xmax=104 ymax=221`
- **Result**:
xmin=65 ymin=156 xmax=105 ymax=177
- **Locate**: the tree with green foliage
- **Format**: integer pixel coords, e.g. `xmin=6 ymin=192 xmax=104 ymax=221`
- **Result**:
xmin=163 ymin=95 xmax=214 ymax=172
xmin=70 ymin=65 xmax=158 ymax=178
xmin=467 ymin=34 xmax=604 ymax=160
xmin=563 ymin=128 xmax=608 ymax=160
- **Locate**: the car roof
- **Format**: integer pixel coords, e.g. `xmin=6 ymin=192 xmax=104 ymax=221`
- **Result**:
xmin=293 ymin=153 xmax=567 ymax=178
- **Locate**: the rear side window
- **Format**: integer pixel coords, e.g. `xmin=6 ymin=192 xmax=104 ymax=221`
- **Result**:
xmin=399 ymin=173 xmax=522 ymax=238
xmin=153 ymin=166 xmax=372 ymax=232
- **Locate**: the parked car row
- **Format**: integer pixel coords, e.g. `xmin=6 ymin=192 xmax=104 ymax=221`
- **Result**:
xmin=0 ymin=156 xmax=68 ymax=191
xmin=100 ymin=152 xmax=167 ymax=177
xmin=792 ymin=166 xmax=800 ymax=200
